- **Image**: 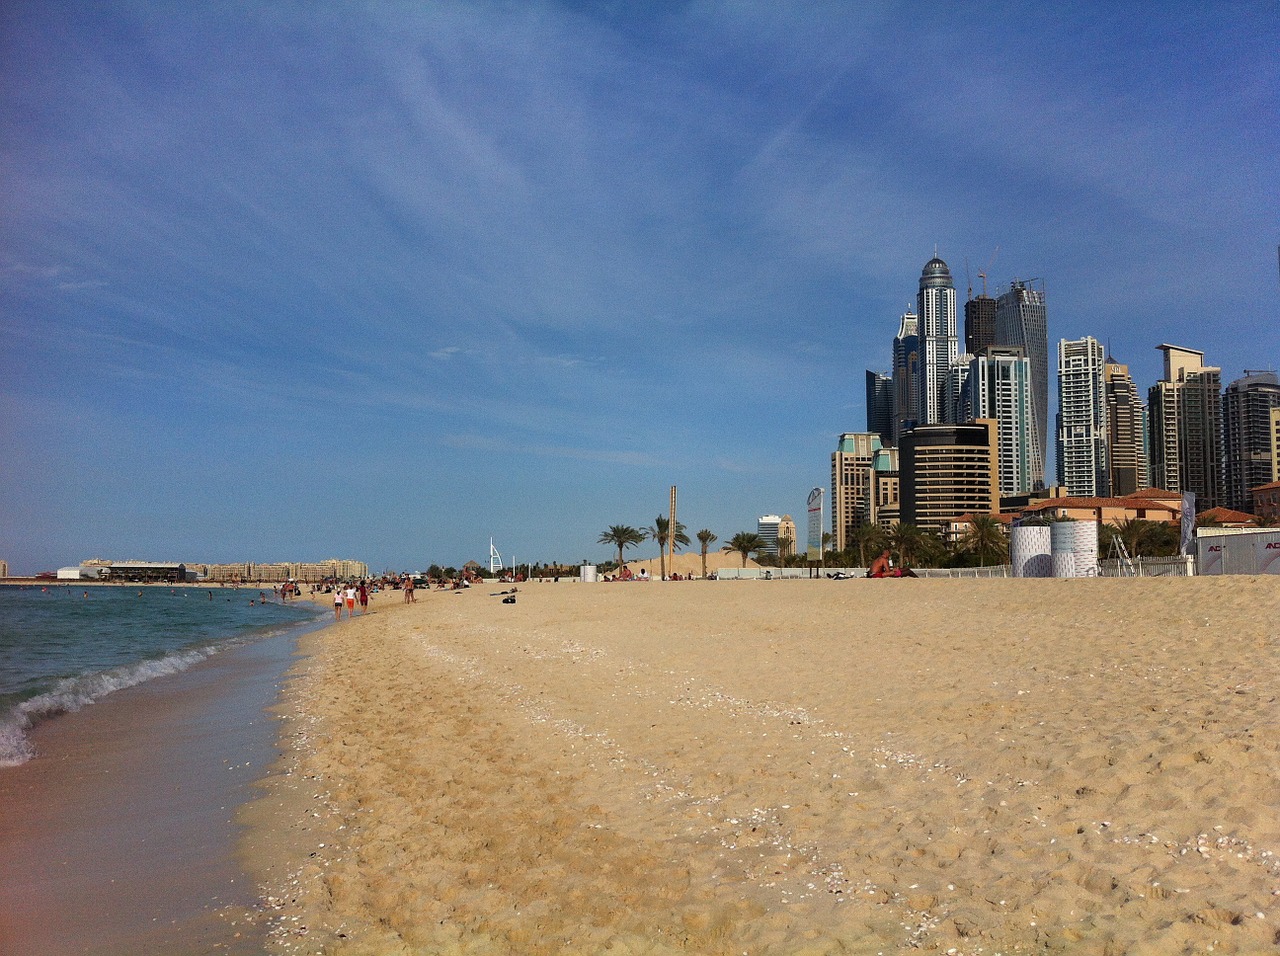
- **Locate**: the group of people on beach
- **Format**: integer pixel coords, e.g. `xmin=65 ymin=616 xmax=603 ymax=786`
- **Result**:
xmin=332 ymin=581 xmax=371 ymax=619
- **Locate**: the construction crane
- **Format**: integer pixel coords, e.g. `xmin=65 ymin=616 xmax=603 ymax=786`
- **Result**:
xmin=978 ymin=245 xmax=999 ymax=298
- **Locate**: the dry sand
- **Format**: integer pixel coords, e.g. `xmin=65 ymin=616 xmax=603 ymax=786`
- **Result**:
xmin=243 ymin=577 xmax=1280 ymax=955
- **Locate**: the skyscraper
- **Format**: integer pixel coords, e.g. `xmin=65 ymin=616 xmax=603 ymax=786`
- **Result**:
xmin=1057 ymin=337 xmax=1110 ymax=497
xmin=916 ymin=256 xmax=959 ymax=428
xmin=995 ymin=279 xmax=1048 ymax=487
xmin=1104 ymin=358 xmax=1149 ymax=496
xmin=964 ymin=293 xmax=997 ymax=355
xmin=945 ymin=352 xmax=974 ymax=425
xmin=865 ymin=370 xmax=894 ymax=445
xmin=964 ymin=346 xmax=1035 ymax=496
xmin=1221 ymin=370 xmax=1280 ymax=512
xmin=891 ymin=311 xmax=919 ymax=444
xmin=1148 ymin=344 xmax=1223 ymax=510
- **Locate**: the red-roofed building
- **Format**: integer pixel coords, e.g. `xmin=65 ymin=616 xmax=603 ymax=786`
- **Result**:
xmin=1016 ymin=489 xmax=1182 ymax=527
xmin=1248 ymin=480 xmax=1280 ymax=523
xmin=1195 ymin=506 xmax=1257 ymax=528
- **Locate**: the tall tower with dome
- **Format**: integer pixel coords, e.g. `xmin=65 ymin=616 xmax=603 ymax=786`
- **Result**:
xmin=915 ymin=254 xmax=959 ymax=427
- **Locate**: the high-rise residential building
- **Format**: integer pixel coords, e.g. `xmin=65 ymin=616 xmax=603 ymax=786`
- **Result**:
xmin=865 ymin=370 xmax=894 ymax=445
xmin=916 ymin=256 xmax=959 ymax=428
xmin=1148 ymin=344 xmax=1223 ymax=510
xmin=1105 ymin=358 xmax=1149 ymax=496
xmin=891 ymin=311 xmax=919 ymax=443
xmin=1221 ymin=370 xmax=1280 ymax=512
xmin=0 ymin=559 xmax=8 ymax=578
xmin=964 ymin=293 xmax=997 ymax=355
xmin=1057 ymin=337 xmax=1110 ymax=497
xmin=757 ymin=515 xmax=782 ymax=556
xmin=900 ymin=420 xmax=1000 ymax=534
xmin=830 ymin=433 xmax=899 ymax=551
xmin=964 ymin=346 xmax=1035 ymax=496
xmin=945 ymin=352 xmax=974 ymax=424
xmin=995 ymin=279 xmax=1048 ymax=487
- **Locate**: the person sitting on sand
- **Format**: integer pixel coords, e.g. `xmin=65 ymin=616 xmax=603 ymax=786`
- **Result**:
xmin=868 ymin=550 xmax=892 ymax=578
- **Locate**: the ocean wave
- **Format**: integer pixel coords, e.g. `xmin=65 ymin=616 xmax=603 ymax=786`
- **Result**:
xmin=0 ymin=644 xmax=229 ymax=767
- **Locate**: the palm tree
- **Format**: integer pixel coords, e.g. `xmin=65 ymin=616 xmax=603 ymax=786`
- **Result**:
xmin=887 ymin=522 xmax=926 ymax=568
xmin=777 ymin=532 xmax=795 ymax=562
xmin=963 ymin=515 xmax=1009 ymax=566
xmin=598 ymin=525 xmax=645 ymax=571
xmin=647 ymin=515 xmax=690 ymax=580
xmin=850 ymin=522 xmax=888 ymax=568
xmin=696 ymin=529 xmax=717 ymax=579
xmin=723 ymin=531 xmax=766 ymax=568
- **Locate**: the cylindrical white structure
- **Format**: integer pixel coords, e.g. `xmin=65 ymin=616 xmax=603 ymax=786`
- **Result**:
xmin=1050 ymin=521 xmax=1098 ymax=578
xmin=1010 ymin=525 xmax=1053 ymax=578
xmin=580 ymin=564 xmax=597 ymax=583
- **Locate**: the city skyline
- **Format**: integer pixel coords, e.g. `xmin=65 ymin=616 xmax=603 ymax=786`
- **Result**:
xmin=2 ymin=4 xmax=1278 ymax=574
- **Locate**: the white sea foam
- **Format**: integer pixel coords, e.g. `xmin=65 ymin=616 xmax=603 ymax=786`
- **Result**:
xmin=0 ymin=646 xmax=223 ymax=767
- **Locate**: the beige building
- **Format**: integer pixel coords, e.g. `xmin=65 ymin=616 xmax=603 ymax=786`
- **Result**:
xmin=0 ymin=559 xmax=8 ymax=578
xmin=1148 ymin=345 xmax=1222 ymax=510
xmin=900 ymin=419 xmax=1000 ymax=534
xmin=777 ymin=515 xmax=797 ymax=557
xmin=1105 ymin=359 xmax=1149 ymax=496
xmin=1252 ymin=480 xmax=1280 ymax=523
xmin=830 ymin=433 xmax=899 ymax=552
xmin=1017 ymin=488 xmax=1182 ymax=527
xmin=204 ymin=558 xmax=370 ymax=583
xmin=1272 ymin=408 xmax=1280 ymax=487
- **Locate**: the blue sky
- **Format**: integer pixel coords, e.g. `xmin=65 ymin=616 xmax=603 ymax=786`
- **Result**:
xmin=2 ymin=1 xmax=1277 ymax=574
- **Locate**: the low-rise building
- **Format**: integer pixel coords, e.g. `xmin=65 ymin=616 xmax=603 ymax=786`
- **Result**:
xmin=1253 ymin=480 xmax=1280 ymax=523
xmin=1016 ymin=488 xmax=1182 ymax=527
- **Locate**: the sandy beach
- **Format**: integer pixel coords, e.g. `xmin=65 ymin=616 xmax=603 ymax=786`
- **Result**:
xmin=245 ymin=576 xmax=1279 ymax=955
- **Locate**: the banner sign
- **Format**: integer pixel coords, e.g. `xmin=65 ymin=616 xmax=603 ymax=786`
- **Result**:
xmin=1180 ymin=492 xmax=1196 ymax=556
xmin=806 ymin=487 xmax=824 ymax=561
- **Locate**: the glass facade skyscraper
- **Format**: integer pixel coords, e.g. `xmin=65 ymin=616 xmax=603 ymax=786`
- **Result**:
xmin=965 ymin=346 xmax=1035 ymax=496
xmin=891 ymin=311 xmax=919 ymax=444
xmin=995 ymin=279 xmax=1048 ymax=487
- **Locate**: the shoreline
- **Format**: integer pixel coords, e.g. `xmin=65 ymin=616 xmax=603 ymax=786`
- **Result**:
xmin=244 ymin=576 xmax=1279 ymax=954
xmin=0 ymin=611 xmax=329 ymax=955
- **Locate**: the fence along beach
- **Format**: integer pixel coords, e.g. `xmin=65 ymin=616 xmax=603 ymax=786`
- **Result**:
xmin=244 ymin=575 xmax=1279 ymax=954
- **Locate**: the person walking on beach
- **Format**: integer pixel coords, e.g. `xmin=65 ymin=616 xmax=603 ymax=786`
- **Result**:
xmin=358 ymin=581 xmax=369 ymax=614
xmin=344 ymin=583 xmax=357 ymax=618
xmin=333 ymin=585 xmax=343 ymax=621
xmin=404 ymin=576 xmax=415 ymax=604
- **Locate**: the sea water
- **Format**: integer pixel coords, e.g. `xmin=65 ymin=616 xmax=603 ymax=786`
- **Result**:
xmin=0 ymin=584 xmax=324 ymax=766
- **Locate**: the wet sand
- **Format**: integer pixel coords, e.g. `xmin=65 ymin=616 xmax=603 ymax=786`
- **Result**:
xmin=0 ymin=626 xmax=314 ymax=955
xmin=248 ymin=577 xmax=1280 ymax=955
